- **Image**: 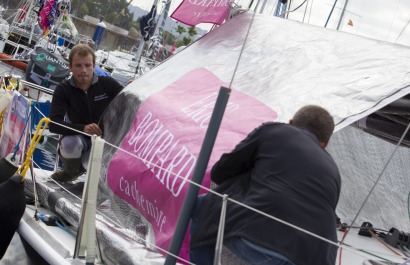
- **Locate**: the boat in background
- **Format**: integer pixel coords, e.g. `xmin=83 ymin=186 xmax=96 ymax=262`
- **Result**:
xmin=0 ymin=0 xmax=79 ymax=102
xmin=95 ymin=48 xmax=160 ymax=86
xmin=0 ymin=0 xmax=163 ymax=90
xmin=0 ymin=1 xmax=409 ymax=265
xmin=0 ymin=0 xmax=79 ymax=59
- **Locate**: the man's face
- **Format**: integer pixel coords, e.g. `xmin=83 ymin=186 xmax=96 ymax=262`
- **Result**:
xmin=70 ymin=53 xmax=94 ymax=89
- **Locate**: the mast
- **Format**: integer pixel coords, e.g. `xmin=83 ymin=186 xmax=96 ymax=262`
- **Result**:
xmin=274 ymin=0 xmax=288 ymax=18
xmin=155 ymin=0 xmax=172 ymax=38
xmin=259 ymin=0 xmax=268 ymax=14
xmin=134 ymin=0 xmax=164 ymax=76
xmin=164 ymin=87 xmax=231 ymax=265
xmin=324 ymin=0 xmax=338 ymax=27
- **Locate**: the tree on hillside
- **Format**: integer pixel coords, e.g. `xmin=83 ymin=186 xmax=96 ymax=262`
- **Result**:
xmin=77 ymin=5 xmax=90 ymax=19
xmin=128 ymin=27 xmax=140 ymax=38
xmin=173 ymin=24 xmax=189 ymax=47
xmin=71 ymin=0 xmax=134 ymax=29
xmin=176 ymin=25 xmax=186 ymax=36
xmin=178 ymin=36 xmax=191 ymax=46
xmin=162 ymin=31 xmax=176 ymax=46
xmin=188 ymin=26 xmax=197 ymax=37
xmin=112 ymin=5 xmax=133 ymax=28
xmin=130 ymin=19 xmax=140 ymax=32
xmin=72 ymin=0 xmax=92 ymax=18
xmin=173 ymin=26 xmax=197 ymax=47
xmin=176 ymin=25 xmax=198 ymax=46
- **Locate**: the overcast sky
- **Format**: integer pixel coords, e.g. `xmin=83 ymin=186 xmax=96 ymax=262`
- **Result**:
xmin=131 ymin=0 xmax=410 ymax=46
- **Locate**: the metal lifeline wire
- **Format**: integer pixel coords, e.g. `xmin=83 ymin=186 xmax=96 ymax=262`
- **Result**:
xmin=385 ymin=0 xmax=401 ymax=41
xmin=29 ymin=112 xmax=195 ymax=264
xmin=102 ymin=132 xmax=407 ymax=262
xmin=226 ymin=1 xmax=408 ymax=262
xmin=279 ymin=0 xmax=308 ymax=17
xmin=12 ymin=79 xmax=358 ymax=263
xmin=227 ymin=0 xmax=261 ymax=89
xmin=223 ymin=0 xmax=402 ymax=262
xmin=394 ymin=11 xmax=410 ymax=43
xmin=340 ymin=119 xmax=410 ymax=247
xmin=6 ymin=0 xmax=34 ymax=52
xmin=27 ymin=104 xmax=407 ymax=263
xmin=29 ymin=157 xmax=195 ymax=265
xmin=24 ymin=10 xmax=408 ymax=263
xmin=1 ymin=40 xmax=403 ymax=265
xmin=23 ymin=22 xmax=407 ymax=265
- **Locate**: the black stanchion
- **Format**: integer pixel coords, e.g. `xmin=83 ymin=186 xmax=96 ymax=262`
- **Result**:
xmin=164 ymin=86 xmax=231 ymax=265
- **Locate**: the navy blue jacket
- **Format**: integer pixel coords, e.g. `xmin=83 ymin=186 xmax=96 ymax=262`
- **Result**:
xmin=191 ymin=122 xmax=341 ymax=265
xmin=49 ymin=76 xmax=123 ymax=135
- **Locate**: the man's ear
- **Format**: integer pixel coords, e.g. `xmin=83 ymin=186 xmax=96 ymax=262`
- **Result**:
xmin=320 ymin=140 xmax=329 ymax=149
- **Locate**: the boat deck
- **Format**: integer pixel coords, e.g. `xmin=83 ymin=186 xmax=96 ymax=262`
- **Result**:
xmin=17 ymin=169 xmax=406 ymax=265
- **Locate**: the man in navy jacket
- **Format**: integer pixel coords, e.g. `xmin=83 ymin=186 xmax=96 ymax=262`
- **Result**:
xmin=190 ymin=105 xmax=341 ymax=265
xmin=49 ymin=44 xmax=123 ymax=182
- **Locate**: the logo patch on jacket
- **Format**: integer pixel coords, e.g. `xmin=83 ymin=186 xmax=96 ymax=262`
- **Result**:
xmin=95 ymin=93 xmax=108 ymax=101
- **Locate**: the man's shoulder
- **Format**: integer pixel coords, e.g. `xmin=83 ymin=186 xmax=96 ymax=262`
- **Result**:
xmin=257 ymin=122 xmax=289 ymax=131
xmin=55 ymin=80 xmax=71 ymax=92
xmin=252 ymin=122 xmax=303 ymax=139
xmin=246 ymin=122 xmax=288 ymax=139
xmin=97 ymin=76 xmax=116 ymax=83
xmin=97 ymin=76 xmax=122 ymax=87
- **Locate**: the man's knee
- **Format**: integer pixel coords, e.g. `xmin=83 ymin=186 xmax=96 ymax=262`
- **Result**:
xmin=59 ymin=135 xmax=85 ymax=159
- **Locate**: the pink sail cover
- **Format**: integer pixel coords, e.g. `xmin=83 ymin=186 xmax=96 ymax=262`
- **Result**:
xmin=170 ymin=0 xmax=233 ymax=26
xmin=106 ymin=68 xmax=277 ymax=261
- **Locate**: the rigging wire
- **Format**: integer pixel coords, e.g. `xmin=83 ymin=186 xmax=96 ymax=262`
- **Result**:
xmin=2 ymin=23 xmax=405 ymax=264
xmin=340 ymin=120 xmax=410 ymax=246
xmin=325 ymin=0 xmax=339 ymax=27
xmin=280 ymin=0 xmax=308 ymax=18
xmin=28 ymin=160 xmax=194 ymax=265
xmin=408 ymin=191 xmax=410 ymax=220
xmin=266 ymin=0 xmax=278 ymax=16
xmin=394 ymin=12 xmax=410 ymax=43
xmin=338 ymin=228 xmax=349 ymax=265
xmin=91 ymin=120 xmax=410 ymax=262
xmin=39 ymin=101 xmax=400 ymax=261
xmin=23 ymin=101 xmax=408 ymax=263
xmin=368 ymin=229 xmax=407 ymax=260
xmin=307 ymin=0 xmax=314 ymax=24
xmin=355 ymin=0 xmax=366 ymax=37
xmin=248 ymin=0 xmax=255 ymax=9
xmin=385 ymin=0 xmax=401 ymax=41
xmin=286 ymin=0 xmax=292 ymax=19
xmin=4 ymin=41 xmax=404 ymax=265
xmin=302 ymin=0 xmax=310 ymax=23
xmin=7 ymin=4 xmax=409 ymax=262
xmin=26 ymin=111 xmax=194 ymax=264
xmin=336 ymin=0 xmax=350 ymax=30
xmin=5 ymin=0 xmax=40 ymax=64
xmin=4 ymin=9 xmax=22 ymax=22
xmin=228 ymin=0 xmax=262 ymax=88
xmin=101 ymin=140 xmax=407 ymax=261
xmin=398 ymin=245 xmax=410 ymax=258
xmin=28 ymin=110 xmax=196 ymax=264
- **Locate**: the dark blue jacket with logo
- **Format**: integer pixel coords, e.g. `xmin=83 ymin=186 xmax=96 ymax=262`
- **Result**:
xmin=191 ymin=122 xmax=341 ymax=265
xmin=49 ymin=75 xmax=123 ymax=135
